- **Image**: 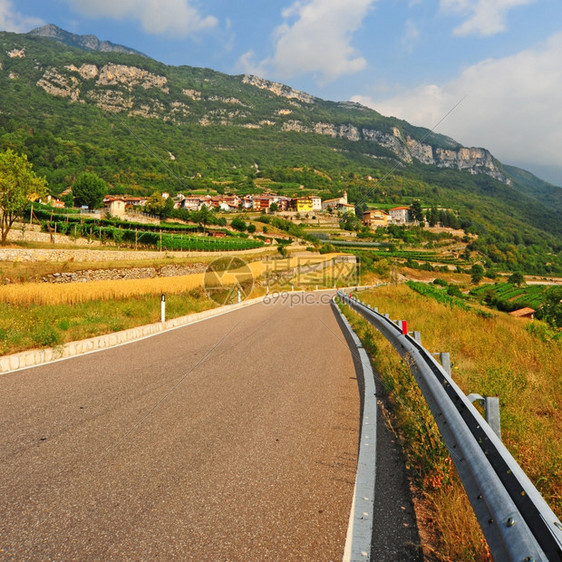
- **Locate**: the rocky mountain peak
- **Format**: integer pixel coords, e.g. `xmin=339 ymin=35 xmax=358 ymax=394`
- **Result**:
xmin=27 ymin=24 xmax=147 ymax=58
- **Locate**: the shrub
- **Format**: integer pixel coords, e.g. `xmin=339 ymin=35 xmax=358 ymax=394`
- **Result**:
xmin=230 ymin=217 xmax=247 ymax=232
xmin=446 ymin=285 xmax=463 ymax=298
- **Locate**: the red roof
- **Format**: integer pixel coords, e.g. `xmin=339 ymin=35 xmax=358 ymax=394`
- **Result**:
xmin=509 ymin=307 xmax=535 ymax=318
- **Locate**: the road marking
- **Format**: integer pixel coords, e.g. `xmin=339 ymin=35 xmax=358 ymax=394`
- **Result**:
xmin=334 ymin=303 xmax=377 ymax=562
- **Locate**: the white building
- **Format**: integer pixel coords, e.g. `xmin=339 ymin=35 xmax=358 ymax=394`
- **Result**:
xmin=388 ymin=206 xmax=410 ymax=225
xmin=321 ymin=190 xmax=348 ymax=211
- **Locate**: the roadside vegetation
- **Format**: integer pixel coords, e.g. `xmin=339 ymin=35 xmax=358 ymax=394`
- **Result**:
xmin=0 ymin=289 xmax=216 ymax=355
xmin=341 ymin=283 xmax=561 ymax=560
xmin=0 ymin=253 xmax=349 ymax=354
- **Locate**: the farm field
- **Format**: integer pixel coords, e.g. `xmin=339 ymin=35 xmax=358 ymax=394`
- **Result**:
xmin=0 ymin=252 xmax=348 ymax=355
xmin=470 ymin=281 xmax=550 ymax=309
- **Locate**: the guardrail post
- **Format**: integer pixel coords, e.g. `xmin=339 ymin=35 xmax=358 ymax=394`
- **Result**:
xmin=485 ymin=397 xmax=501 ymax=440
xmin=439 ymin=352 xmax=451 ymax=375
xmin=468 ymin=394 xmax=502 ymax=440
xmin=411 ymin=331 xmax=421 ymax=344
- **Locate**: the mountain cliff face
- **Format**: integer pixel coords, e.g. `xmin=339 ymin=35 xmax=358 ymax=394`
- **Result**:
xmin=21 ymin=37 xmax=507 ymax=183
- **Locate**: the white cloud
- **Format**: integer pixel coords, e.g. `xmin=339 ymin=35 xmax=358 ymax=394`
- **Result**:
xmin=0 ymin=0 xmax=43 ymax=32
xmin=353 ymin=32 xmax=562 ymax=169
xmin=402 ymin=19 xmax=420 ymax=53
xmin=239 ymin=0 xmax=376 ymax=84
xmin=441 ymin=0 xmax=537 ymax=36
xmin=64 ymin=0 xmax=217 ymax=37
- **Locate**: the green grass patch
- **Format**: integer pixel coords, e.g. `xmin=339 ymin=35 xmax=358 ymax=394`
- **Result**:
xmin=469 ymin=282 xmax=551 ymax=311
xmin=0 ymin=289 xmax=216 ymax=355
xmin=406 ymin=280 xmax=472 ymax=311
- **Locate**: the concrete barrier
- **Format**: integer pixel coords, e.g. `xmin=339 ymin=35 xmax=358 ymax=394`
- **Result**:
xmin=0 ymin=296 xmax=265 ymax=374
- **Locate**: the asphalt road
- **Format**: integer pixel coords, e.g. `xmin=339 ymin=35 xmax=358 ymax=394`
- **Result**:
xmin=1 ymin=294 xmax=363 ymax=560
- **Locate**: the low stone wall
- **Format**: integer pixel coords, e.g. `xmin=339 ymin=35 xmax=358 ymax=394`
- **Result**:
xmin=41 ymin=263 xmax=208 ymax=283
xmin=0 ymin=245 xmax=272 ymax=264
xmin=7 ymin=222 xmax=97 ymax=246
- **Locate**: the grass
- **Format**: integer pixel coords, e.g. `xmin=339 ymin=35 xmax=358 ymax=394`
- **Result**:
xmin=0 ymin=272 xmax=213 ymax=305
xmin=341 ymin=284 xmax=561 ymax=560
xmin=0 ymin=253 xmax=344 ymax=355
xmin=0 ymin=257 xmax=339 ymax=306
xmin=0 ymin=289 xmax=217 ymax=355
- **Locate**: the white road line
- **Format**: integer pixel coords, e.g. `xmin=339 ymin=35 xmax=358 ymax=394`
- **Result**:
xmin=335 ymin=303 xmax=377 ymax=562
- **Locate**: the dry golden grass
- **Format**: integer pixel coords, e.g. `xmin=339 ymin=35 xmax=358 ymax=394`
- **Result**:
xmin=0 ymin=273 xmax=208 ymax=305
xmin=0 ymin=260 xmax=267 ymax=306
xmin=0 ymin=256 xmax=344 ymax=306
xmin=343 ymin=283 xmax=561 ymax=560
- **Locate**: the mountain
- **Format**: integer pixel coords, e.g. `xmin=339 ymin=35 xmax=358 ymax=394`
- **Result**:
xmin=27 ymin=24 xmax=147 ymax=57
xmin=0 ymin=27 xmax=561 ymax=274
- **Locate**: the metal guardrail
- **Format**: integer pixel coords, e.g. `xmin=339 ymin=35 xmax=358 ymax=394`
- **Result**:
xmin=337 ymin=291 xmax=562 ymax=562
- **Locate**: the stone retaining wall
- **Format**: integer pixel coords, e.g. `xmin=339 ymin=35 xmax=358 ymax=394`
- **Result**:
xmin=7 ymin=223 xmax=97 ymax=246
xmin=0 ymin=245 xmax=272 ymax=263
xmin=41 ymin=263 xmax=208 ymax=283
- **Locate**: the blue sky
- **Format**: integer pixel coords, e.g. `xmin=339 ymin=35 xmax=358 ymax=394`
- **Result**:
xmin=2 ymin=0 xmax=562 ymax=185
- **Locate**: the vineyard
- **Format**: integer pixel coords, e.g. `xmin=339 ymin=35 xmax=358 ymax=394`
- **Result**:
xmin=469 ymin=282 xmax=548 ymax=310
xmin=27 ymin=205 xmax=265 ymax=252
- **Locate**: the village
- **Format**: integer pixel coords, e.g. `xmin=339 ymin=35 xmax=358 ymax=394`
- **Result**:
xmin=80 ymin=190 xmax=415 ymax=229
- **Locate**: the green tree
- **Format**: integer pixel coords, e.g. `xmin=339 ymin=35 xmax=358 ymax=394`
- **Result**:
xmin=192 ymin=205 xmax=214 ymax=232
xmin=62 ymin=191 xmax=74 ymax=208
xmin=144 ymin=192 xmax=166 ymax=216
xmin=230 ymin=217 xmax=247 ymax=231
xmin=508 ymin=271 xmax=525 ymax=287
xmin=470 ymin=263 xmax=485 ymax=285
xmin=72 ymin=172 xmax=107 ymax=210
xmin=535 ymin=287 xmax=562 ymax=328
xmin=427 ymin=207 xmax=439 ymax=227
xmin=409 ymin=200 xmax=423 ymax=223
xmin=162 ymin=196 xmax=175 ymax=219
xmin=355 ymin=201 xmax=368 ymax=217
xmin=340 ymin=212 xmax=361 ymax=231
xmin=0 ymin=149 xmax=47 ymax=246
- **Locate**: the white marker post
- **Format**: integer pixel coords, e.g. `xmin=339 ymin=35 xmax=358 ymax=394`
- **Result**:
xmin=161 ymin=294 xmax=166 ymax=323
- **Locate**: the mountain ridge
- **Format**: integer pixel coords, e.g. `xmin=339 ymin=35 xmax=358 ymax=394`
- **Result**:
xmin=1 ymin=26 xmax=561 ymax=271
xmin=27 ymin=24 xmax=147 ymax=58
xmin=26 ymin=24 xmax=557 ymax=189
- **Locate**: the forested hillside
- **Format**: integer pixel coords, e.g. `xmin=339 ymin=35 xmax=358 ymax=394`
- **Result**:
xmin=0 ymin=28 xmax=561 ymax=274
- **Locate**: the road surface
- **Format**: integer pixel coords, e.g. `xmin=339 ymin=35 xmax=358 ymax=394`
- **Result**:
xmin=1 ymin=294 xmax=364 ymax=560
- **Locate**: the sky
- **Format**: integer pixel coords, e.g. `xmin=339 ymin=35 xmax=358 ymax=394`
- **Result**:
xmin=2 ymin=0 xmax=562 ymax=186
